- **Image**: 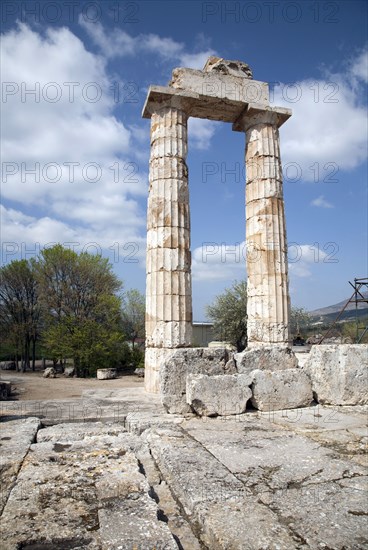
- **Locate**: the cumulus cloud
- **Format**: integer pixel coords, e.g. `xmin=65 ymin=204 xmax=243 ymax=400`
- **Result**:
xmin=192 ymin=240 xmax=332 ymax=282
xmin=271 ymin=50 xmax=368 ymax=181
xmin=1 ymin=22 xmax=148 ymax=254
xmin=0 ymin=205 xmax=146 ymax=264
xmin=1 ymin=21 xmax=219 ymax=260
xmin=79 ymin=17 xmax=215 ymax=69
xmin=179 ymin=50 xmax=216 ymax=70
xmin=188 ymin=118 xmax=218 ymax=150
xmin=192 ymin=241 xmax=247 ymax=281
xmin=349 ymin=49 xmax=368 ymax=84
xmin=288 ymin=244 xmax=330 ymax=278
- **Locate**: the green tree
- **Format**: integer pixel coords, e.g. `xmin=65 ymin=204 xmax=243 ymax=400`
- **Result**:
xmin=121 ymin=289 xmax=145 ymax=348
xmin=0 ymin=260 xmax=41 ymax=370
xmin=290 ymin=307 xmax=312 ymax=338
xmin=206 ymin=280 xmax=247 ymax=351
xmin=34 ymin=245 xmax=124 ymax=376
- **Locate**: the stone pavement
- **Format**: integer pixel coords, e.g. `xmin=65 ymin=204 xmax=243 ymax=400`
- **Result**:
xmin=0 ymin=389 xmax=367 ymax=549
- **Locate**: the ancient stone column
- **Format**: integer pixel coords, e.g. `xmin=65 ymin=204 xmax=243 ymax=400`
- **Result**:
xmin=237 ymin=107 xmax=291 ymax=346
xmin=145 ymin=106 xmax=192 ymax=393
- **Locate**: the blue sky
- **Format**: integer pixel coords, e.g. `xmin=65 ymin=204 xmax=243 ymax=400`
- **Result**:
xmin=1 ymin=0 xmax=367 ymax=320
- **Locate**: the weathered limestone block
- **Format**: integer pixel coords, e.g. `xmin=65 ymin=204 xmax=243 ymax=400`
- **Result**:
xmin=146 ymin=247 xmax=191 ymax=272
xmin=0 ymin=428 xmax=177 ymax=550
xmin=37 ymin=421 xmax=127 ymax=443
xmin=160 ymin=348 xmax=234 ymax=414
xmin=234 ymin=345 xmax=298 ymax=376
xmin=146 ymin=268 xmax=191 ymax=295
xmin=146 ymin=426 xmax=296 ymax=549
xmin=0 ymin=417 xmax=41 ymax=515
xmin=146 ymin=294 xmax=192 ymax=322
xmin=147 ymin=198 xmax=190 ymax=230
xmin=43 ymin=366 xmax=56 ymax=378
xmin=96 ymin=368 xmax=117 ymax=380
xmin=186 ymin=373 xmax=253 ymax=416
xmin=145 ymin=321 xmax=192 ymax=348
xmin=170 ymin=67 xmax=269 ymax=106
xmin=144 ymin=347 xmax=174 ymax=393
xmin=251 ymin=369 xmax=313 ymax=411
xmin=97 ymin=452 xmax=178 ymax=550
xmin=304 ymin=344 xmax=368 ymax=405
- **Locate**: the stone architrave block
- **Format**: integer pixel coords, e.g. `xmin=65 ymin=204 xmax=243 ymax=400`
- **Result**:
xmin=250 ymin=368 xmax=313 ymax=412
xmin=160 ymin=348 xmax=235 ymax=414
xmin=170 ymin=67 xmax=269 ymax=106
xmin=186 ymin=373 xmax=253 ymax=417
xmin=304 ymin=344 xmax=368 ymax=405
xmin=234 ymin=346 xmax=298 ymax=376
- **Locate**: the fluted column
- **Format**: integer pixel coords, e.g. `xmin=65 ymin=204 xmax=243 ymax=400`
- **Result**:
xmin=145 ymin=106 xmax=192 ymax=392
xmin=239 ymin=108 xmax=291 ymax=346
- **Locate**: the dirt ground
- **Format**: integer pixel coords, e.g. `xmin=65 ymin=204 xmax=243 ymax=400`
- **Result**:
xmin=0 ymin=370 xmax=143 ymax=401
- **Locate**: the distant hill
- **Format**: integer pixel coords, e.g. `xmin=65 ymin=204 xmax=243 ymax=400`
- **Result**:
xmin=310 ymin=291 xmax=368 ymax=321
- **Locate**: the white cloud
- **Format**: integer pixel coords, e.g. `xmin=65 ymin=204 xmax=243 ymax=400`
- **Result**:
xmin=79 ymin=18 xmax=136 ymax=58
xmin=1 ymin=22 xmax=147 ymax=253
xmin=311 ymin=195 xmax=334 ymax=208
xmin=0 ymin=205 xmax=146 ymax=262
xmin=349 ymin=49 xmax=368 ymax=84
xmin=271 ymin=50 xmax=368 ymax=181
xmin=79 ymin=17 xmax=215 ymax=69
xmin=189 ymin=118 xmax=218 ymax=150
xmin=288 ymin=244 xmax=328 ymax=278
xmin=192 ymin=241 xmax=331 ymax=282
xmin=179 ymin=50 xmax=216 ymax=70
xmin=192 ymin=241 xmax=247 ymax=281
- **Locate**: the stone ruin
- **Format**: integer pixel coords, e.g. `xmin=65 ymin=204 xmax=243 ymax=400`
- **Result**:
xmin=142 ymin=57 xmax=295 ymax=400
xmin=1 ymin=58 xmax=366 ymax=550
xmin=142 ymin=57 xmax=367 ymax=415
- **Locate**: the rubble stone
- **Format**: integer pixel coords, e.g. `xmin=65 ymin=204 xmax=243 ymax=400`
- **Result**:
xmin=43 ymin=366 xmax=56 ymax=378
xmin=96 ymin=368 xmax=117 ymax=380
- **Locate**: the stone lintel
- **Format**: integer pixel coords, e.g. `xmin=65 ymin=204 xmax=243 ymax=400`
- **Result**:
xmin=232 ymin=104 xmax=292 ymax=132
xmin=142 ymin=85 xmax=249 ymax=123
xmin=169 ymin=67 xmax=268 ymax=105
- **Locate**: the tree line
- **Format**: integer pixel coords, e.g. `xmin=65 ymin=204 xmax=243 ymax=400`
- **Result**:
xmin=0 ymin=245 xmax=145 ymax=376
xmin=206 ymin=280 xmax=314 ymax=350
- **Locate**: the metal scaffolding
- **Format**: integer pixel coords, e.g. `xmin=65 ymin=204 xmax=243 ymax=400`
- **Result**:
xmin=318 ymin=277 xmax=368 ymax=344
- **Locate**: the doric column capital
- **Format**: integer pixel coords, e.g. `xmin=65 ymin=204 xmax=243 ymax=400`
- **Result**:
xmin=142 ymin=86 xmax=196 ymax=119
xmin=233 ymin=104 xmax=292 ymax=133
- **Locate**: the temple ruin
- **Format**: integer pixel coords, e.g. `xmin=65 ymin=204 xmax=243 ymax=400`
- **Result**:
xmin=143 ymin=57 xmax=292 ymax=393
